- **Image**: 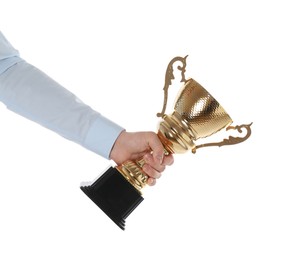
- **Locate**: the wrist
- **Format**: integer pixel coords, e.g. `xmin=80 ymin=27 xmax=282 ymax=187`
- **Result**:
xmin=109 ymin=130 xmax=127 ymax=162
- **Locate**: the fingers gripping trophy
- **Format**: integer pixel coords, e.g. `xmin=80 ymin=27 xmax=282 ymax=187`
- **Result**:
xmin=81 ymin=56 xmax=253 ymax=230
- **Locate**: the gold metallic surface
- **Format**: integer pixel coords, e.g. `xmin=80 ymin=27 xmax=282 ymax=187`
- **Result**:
xmin=116 ymin=161 xmax=148 ymax=192
xmin=157 ymin=56 xmax=188 ymax=117
xmin=135 ymin=158 xmax=146 ymax=168
xmin=116 ymin=56 xmax=252 ymax=192
xmin=157 ymin=78 xmax=233 ymax=154
xmin=174 ymin=78 xmax=233 ymax=139
xmin=158 ymin=112 xmax=196 ymax=154
xmin=194 ymin=123 xmax=253 ymax=152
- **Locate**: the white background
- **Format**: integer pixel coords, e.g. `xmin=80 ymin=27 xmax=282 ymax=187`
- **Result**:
xmin=0 ymin=0 xmax=292 ymax=259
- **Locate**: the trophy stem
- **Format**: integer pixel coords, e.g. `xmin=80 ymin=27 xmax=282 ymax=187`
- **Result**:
xmin=157 ymin=112 xmax=197 ymax=154
xmin=116 ymin=161 xmax=148 ymax=192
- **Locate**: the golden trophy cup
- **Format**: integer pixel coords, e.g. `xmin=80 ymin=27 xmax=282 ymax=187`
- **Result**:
xmin=81 ymin=56 xmax=252 ymax=230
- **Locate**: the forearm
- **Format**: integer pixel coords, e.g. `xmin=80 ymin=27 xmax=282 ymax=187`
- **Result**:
xmin=0 ymin=32 xmax=124 ymax=159
xmin=0 ymin=61 xmax=124 ymax=158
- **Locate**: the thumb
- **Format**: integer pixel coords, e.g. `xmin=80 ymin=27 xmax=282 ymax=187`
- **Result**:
xmin=147 ymin=132 xmax=164 ymax=164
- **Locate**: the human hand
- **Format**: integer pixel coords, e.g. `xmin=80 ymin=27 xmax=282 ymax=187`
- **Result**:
xmin=109 ymin=131 xmax=174 ymax=186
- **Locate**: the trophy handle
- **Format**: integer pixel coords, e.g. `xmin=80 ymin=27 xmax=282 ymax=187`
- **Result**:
xmin=157 ymin=55 xmax=188 ymax=118
xmin=192 ymin=123 xmax=253 ymax=153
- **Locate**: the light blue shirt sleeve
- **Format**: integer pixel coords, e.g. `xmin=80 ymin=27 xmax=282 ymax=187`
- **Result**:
xmin=0 ymin=31 xmax=23 ymax=75
xmin=0 ymin=31 xmax=124 ymax=159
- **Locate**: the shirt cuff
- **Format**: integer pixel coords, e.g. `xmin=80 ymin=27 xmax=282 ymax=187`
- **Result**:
xmin=83 ymin=114 xmax=125 ymax=159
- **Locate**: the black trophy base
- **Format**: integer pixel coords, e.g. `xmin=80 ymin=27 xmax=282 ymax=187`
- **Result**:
xmin=80 ymin=166 xmax=144 ymax=230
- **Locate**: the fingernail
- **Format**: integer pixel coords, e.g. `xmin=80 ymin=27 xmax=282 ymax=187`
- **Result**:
xmin=148 ymin=178 xmax=154 ymax=185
